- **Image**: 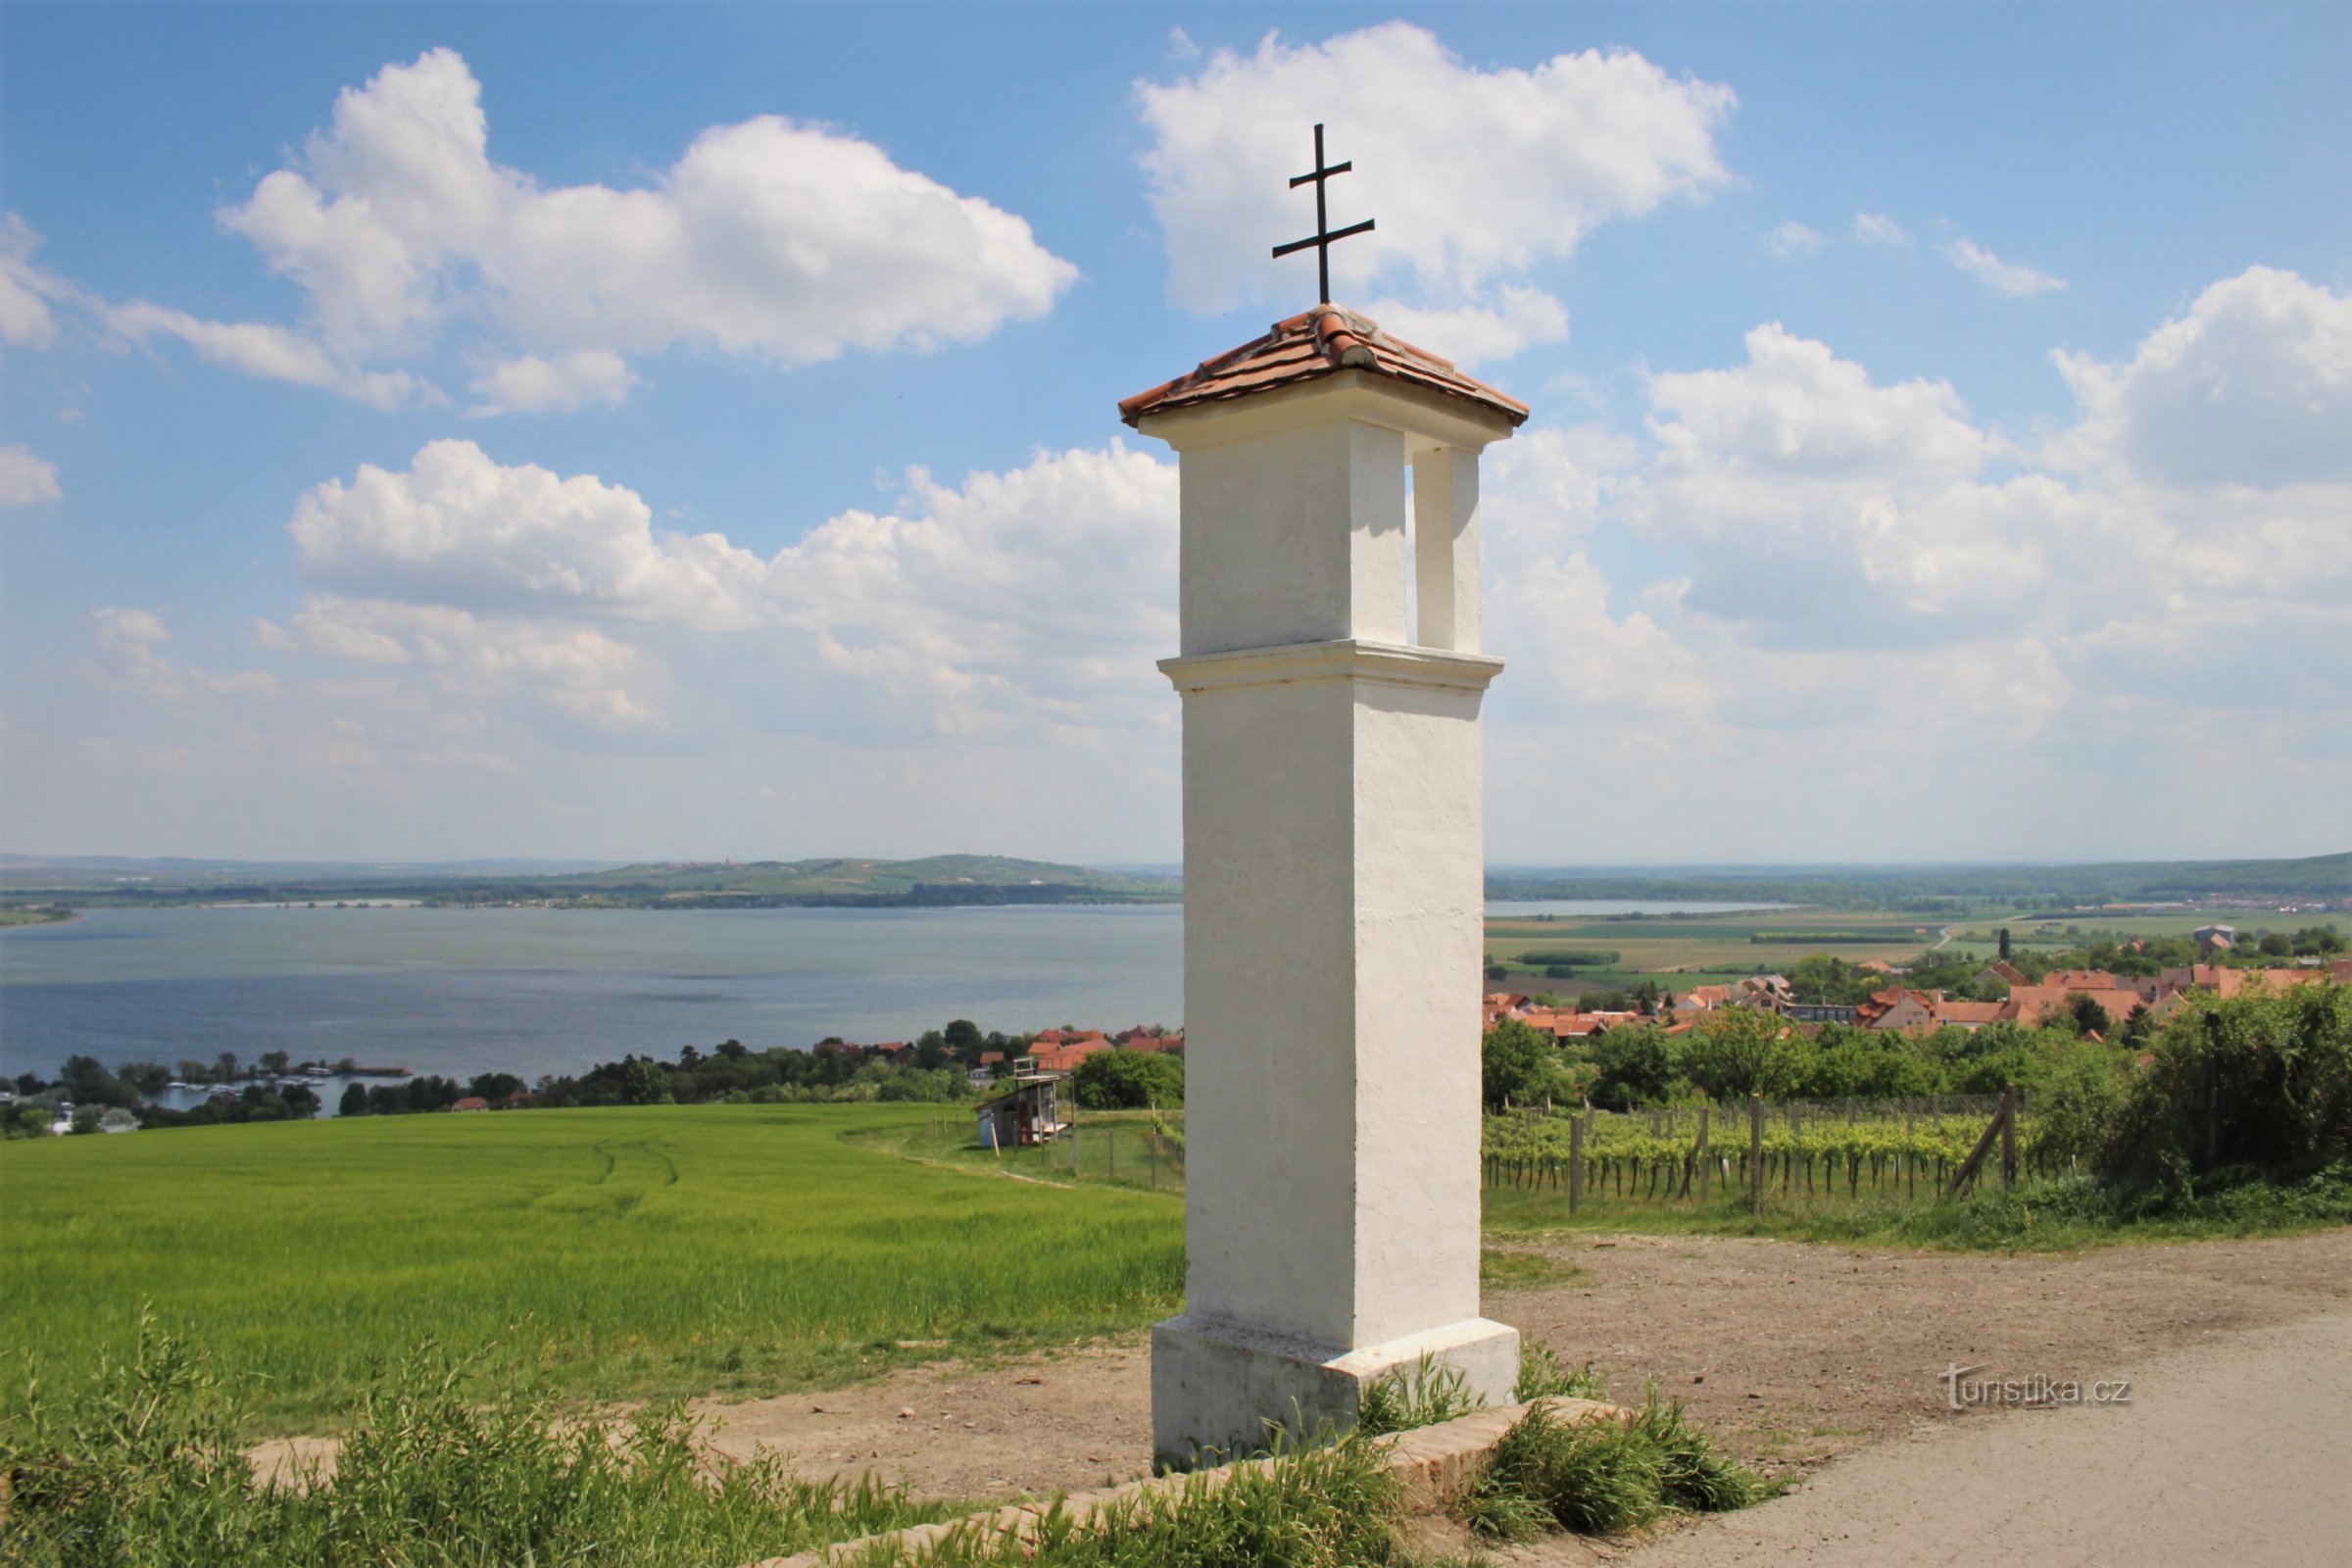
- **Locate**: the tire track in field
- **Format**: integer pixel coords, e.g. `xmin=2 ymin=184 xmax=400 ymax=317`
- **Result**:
xmin=537 ymin=1140 xmax=676 ymax=1216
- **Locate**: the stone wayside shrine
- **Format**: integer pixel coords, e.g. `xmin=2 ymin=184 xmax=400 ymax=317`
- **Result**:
xmin=1118 ymin=137 xmax=1531 ymax=1459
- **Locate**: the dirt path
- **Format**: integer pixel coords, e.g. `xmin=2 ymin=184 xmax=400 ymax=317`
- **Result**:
xmin=663 ymin=1227 xmax=2352 ymax=1502
xmin=1609 ymin=1303 xmax=2352 ymax=1567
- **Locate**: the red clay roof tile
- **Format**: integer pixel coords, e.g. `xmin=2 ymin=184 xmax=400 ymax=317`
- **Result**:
xmin=1119 ymin=304 xmax=1529 ymax=428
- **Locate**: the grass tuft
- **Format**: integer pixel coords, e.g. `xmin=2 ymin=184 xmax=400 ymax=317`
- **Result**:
xmin=1459 ymin=1392 xmax=1763 ymax=1542
xmin=873 ymin=1431 xmax=1407 ymax=1567
xmin=1512 ymin=1344 xmax=1606 ymax=1403
xmin=1356 ymin=1355 xmax=1484 ymax=1438
xmin=1630 ymin=1390 xmax=1758 ymax=1512
xmin=0 ymin=1316 xmax=959 ymax=1568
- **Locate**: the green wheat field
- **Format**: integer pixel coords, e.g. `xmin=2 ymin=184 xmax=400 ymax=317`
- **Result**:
xmin=0 ymin=1104 xmax=1183 ymax=1431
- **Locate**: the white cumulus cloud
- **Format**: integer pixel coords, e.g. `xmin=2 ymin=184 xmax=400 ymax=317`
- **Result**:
xmin=1852 ymin=213 xmax=1909 ymax=247
xmin=0 ymin=444 xmax=63 ymax=509
xmin=2053 ymin=266 xmax=2352 ymax=488
xmin=289 ymin=439 xmax=769 ymax=627
xmin=1765 ymin=220 xmax=1823 ymax=258
xmin=103 ymin=301 xmax=431 ymax=409
xmin=30 ymin=49 xmax=1074 ymax=413
xmin=203 ymin=47 xmax=1074 ymax=404
xmin=1942 ymin=236 xmax=2066 ymax=296
xmin=1138 ymin=23 xmax=1733 ymax=360
xmin=280 ymin=437 xmax=1180 ymax=739
xmin=0 ymin=215 xmax=67 ymax=348
xmin=467 ymin=350 xmax=638 ymax=416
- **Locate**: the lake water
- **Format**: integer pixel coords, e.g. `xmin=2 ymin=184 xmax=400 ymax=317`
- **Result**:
xmin=0 ymin=898 xmax=1781 ymax=1088
xmin=0 ymin=905 xmax=1185 ymax=1088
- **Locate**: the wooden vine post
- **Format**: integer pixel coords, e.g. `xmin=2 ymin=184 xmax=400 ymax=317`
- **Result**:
xmin=1568 ymin=1112 xmax=1585 ymax=1216
xmin=1748 ymin=1095 xmax=1764 ymax=1216
xmin=1695 ymin=1103 xmax=1712 ymax=1201
xmin=2000 ymin=1081 xmax=2019 ymax=1191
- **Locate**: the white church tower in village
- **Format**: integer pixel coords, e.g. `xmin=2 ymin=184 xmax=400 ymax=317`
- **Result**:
xmin=1120 ymin=132 xmax=1532 ymax=1456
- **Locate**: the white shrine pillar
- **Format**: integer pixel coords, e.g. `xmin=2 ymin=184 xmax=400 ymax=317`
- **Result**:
xmin=1120 ymin=306 xmax=1528 ymax=1459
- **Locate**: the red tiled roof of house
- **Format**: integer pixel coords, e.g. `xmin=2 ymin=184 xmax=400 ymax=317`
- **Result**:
xmin=1118 ymin=304 xmax=1530 ymax=428
xmin=2003 ymin=985 xmax=2157 ymax=1029
xmin=1032 ymin=1039 xmax=1113 ymax=1071
xmin=452 ymin=1097 xmax=489 ymax=1112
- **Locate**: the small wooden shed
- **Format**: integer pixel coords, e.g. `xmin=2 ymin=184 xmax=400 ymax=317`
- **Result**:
xmin=976 ymin=1073 xmax=1066 ymax=1150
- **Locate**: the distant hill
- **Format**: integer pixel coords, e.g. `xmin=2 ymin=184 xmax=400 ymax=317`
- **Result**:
xmin=4 ymin=851 xmax=2339 ymax=912
xmin=0 ymin=853 xmax=1178 ymax=909
xmin=433 ymin=855 xmax=1181 ymax=907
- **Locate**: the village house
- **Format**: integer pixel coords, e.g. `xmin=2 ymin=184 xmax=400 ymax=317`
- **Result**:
xmin=1030 ymin=1033 xmax=1112 ymax=1074
xmin=1853 ymin=988 xmax=1942 ymax=1031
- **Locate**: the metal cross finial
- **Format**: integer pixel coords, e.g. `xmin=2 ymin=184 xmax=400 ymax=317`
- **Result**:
xmin=1272 ymin=122 xmax=1374 ymax=305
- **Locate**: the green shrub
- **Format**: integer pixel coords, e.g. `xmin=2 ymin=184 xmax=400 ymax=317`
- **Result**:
xmin=2110 ymin=984 xmax=2352 ymax=1187
xmin=1070 ymin=1051 xmax=1185 ymax=1110
xmin=1483 ymin=1019 xmax=1579 ymax=1109
xmin=1678 ymin=1010 xmax=1806 ymax=1101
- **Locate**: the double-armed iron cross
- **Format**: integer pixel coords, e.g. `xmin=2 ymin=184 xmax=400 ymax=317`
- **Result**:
xmin=1272 ymin=122 xmax=1375 ymax=305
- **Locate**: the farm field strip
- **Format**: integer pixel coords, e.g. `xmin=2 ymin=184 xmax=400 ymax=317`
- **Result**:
xmin=0 ymin=1104 xmax=1182 ymax=1431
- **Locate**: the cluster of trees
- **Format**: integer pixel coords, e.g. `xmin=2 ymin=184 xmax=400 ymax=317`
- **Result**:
xmin=138 ymin=1082 xmax=320 ymax=1127
xmin=10 ymin=1014 xmax=1191 ymax=1132
xmin=3 ymin=1054 xmax=325 ymax=1134
xmin=1067 ymin=1050 xmax=1184 ymax=1109
xmin=526 ymin=1022 xmax=1048 ymax=1108
xmin=1786 ymin=952 xmax=2000 ymax=1005
xmin=528 ymin=1042 xmax=971 ymax=1107
xmin=335 ymin=1075 xmax=478 ymax=1116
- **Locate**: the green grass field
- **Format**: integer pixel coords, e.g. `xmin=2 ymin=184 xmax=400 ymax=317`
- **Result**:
xmin=1480 ymin=902 xmax=2318 ymax=986
xmin=1483 ymin=907 xmax=1966 ymax=984
xmin=0 ymin=1104 xmax=1182 ymax=1432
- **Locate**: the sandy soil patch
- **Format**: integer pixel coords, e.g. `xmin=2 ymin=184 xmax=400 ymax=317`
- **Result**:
xmin=255 ymin=1226 xmax=2352 ymax=1508
xmin=673 ymin=1226 xmax=2351 ymax=1500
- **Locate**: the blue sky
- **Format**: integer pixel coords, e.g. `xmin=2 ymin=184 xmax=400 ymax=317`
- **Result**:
xmin=3 ymin=3 xmax=2347 ymax=864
